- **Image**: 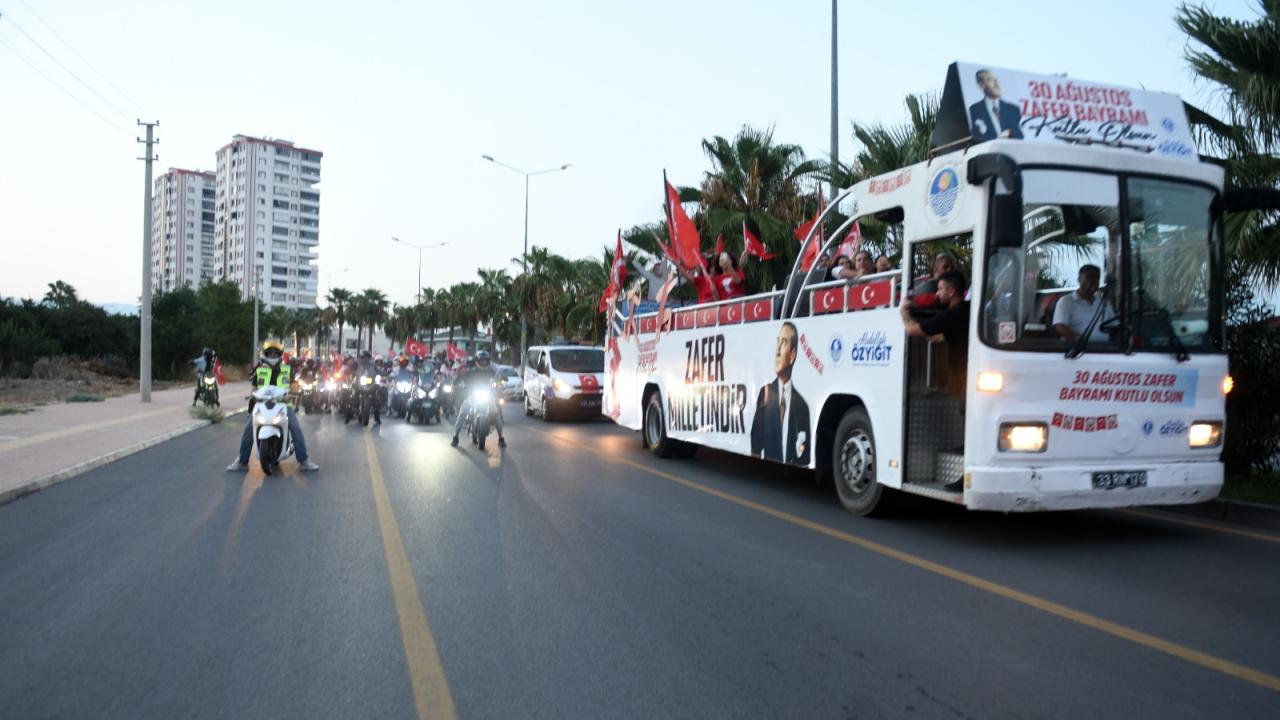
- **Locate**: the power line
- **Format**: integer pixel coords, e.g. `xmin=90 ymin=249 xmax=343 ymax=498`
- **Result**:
xmin=0 ymin=11 xmax=132 ymax=121
xmin=0 ymin=32 xmax=122 ymax=131
xmin=13 ymin=0 xmax=144 ymax=114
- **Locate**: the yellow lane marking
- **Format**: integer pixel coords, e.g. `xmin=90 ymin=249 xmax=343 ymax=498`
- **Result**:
xmin=1114 ymin=508 xmax=1280 ymax=544
xmin=364 ymin=433 xmax=458 ymax=720
xmin=0 ymin=405 xmax=178 ymax=453
xmin=534 ymin=428 xmax=1280 ymax=693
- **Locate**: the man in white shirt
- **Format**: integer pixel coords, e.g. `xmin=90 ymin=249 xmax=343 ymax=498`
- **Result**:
xmin=1053 ymin=264 xmax=1115 ymax=343
xmin=635 ymin=257 xmax=672 ymax=301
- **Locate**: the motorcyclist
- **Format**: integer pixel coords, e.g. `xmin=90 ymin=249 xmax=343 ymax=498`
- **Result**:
xmin=227 ymin=340 xmax=319 ymax=472
xmin=191 ymin=347 xmax=218 ymax=406
xmin=354 ymin=349 xmax=383 ymax=425
xmin=451 ymin=349 xmax=506 ymax=448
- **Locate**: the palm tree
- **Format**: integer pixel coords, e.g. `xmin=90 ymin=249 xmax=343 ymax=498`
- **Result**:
xmin=318 ymin=306 xmax=337 ymax=355
xmin=326 ymin=287 xmax=354 ymax=355
xmin=355 ymin=288 xmax=390 ymax=353
xmin=417 ymin=288 xmax=439 ymax=354
xmin=1177 ymin=2 xmax=1280 ymax=286
xmin=476 ymin=268 xmax=511 ymax=357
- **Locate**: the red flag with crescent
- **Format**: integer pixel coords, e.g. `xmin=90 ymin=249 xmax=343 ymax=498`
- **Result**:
xmin=743 ymin=222 xmax=776 ymax=260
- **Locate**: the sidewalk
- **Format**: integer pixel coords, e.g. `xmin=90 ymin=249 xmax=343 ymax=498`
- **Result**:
xmin=0 ymin=382 xmax=251 ymax=504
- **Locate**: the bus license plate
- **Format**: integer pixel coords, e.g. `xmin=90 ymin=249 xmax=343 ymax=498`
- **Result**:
xmin=1092 ymin=471 xmax=1148 ymax=490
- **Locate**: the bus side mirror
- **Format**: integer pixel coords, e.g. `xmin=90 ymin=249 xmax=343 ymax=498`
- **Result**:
xmin=990 ymin=193 xmax=1024 ymax=248
xmin=1214 ymin=187 xmax=1280 ymax=215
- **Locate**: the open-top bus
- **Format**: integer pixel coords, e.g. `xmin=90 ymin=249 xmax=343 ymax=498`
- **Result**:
xmin=604 ymin=63 xmax=1278 ymax=516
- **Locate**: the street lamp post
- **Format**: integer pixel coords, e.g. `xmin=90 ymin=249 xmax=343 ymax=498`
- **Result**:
xmin=481 ymin=155 xmax=571 ymax=368
xmin=391 ymin=237 xmax=447 ymax=306
xmin=324 ymin=266 xmax=350 ymax=298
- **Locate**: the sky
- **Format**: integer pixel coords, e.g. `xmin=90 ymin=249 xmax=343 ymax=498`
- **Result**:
xmin=0 ymin=0 xmax=1260 ymax=309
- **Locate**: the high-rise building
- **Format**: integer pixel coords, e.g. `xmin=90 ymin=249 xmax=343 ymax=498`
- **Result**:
xmin=213 ymin=135 xmax=321 ymax=309
xmin=151 ymin=169 xmax=216 ymax=292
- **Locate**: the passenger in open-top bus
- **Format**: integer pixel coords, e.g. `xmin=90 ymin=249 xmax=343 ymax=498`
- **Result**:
xmin=829 ymin=255 xmax=856 ymax=280
xmin=875 ymin=254 xmax=894 ymax=273
xmin=713 ymin=250 xmax=748 ymax=300
xmin=852 ymin=250 xmax=875 ymax=279
xmin=912 ymin=252 xmax=958 ymax=307
xmin=636 ymin=257 xmax=672 ymax=301
xmin=677 ymin=260 xmax=719 ymax=304
xmin=902 ymin=270 xmax=970 ymax=393
xmin=1053 ymin=264 xmax=1115 ymax=344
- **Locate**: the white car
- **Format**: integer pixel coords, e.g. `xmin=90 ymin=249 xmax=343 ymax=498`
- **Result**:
xmin=523 ymin=345 xmax=605 ymax=420
xmin=495 ymin=365 xmax=524 ymax=401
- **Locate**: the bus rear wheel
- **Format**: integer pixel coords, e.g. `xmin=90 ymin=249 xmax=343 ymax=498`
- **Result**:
xmin=644 ymin=391 xmax=676 ymax=458
xmin=833 ymin=407 xmax=894 ymax=516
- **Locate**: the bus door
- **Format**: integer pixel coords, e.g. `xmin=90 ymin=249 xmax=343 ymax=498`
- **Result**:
xmin=903 ymin=234 xmax=972 ymax=489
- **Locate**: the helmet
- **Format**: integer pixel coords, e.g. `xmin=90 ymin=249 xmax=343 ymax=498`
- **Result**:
xmin=475 ymin=350 xmax=491 ymax=368
xmin=398 ymin=355 xmax=410 ymax=367
xmin=202 ymin=347 xmax=214 ymax=357
xmin=261 ymin=340 xmax=284 ymax=366
xmin=359 ymin=349 xmax=372 ymax=360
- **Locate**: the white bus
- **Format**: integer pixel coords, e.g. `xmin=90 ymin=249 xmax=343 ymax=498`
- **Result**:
xmin=604 ymin=63 xmax=1279 ymax=516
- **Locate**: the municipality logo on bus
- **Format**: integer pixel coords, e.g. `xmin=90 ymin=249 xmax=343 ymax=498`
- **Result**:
xmin=848 ymin=331 xmax=893 ymax=366
xmin=928 ymin=166 xmax=961 ymax=221
xmin=828 ymin=335 xmax=844 ymax=366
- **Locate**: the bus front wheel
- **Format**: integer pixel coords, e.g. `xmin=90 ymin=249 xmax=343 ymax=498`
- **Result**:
xmin=833 ymin=407 xmax=893 ymax=516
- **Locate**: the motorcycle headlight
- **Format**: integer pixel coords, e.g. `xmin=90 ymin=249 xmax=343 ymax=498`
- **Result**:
xmin=270 ymin=415 xmax=284 ymax=425
xmin=360 ymin=376 xmax=372 ymax=385
xmin=474 ymin=388 xmax=492 ymax=402
xmin=414 ymin=388 xmax=427 ymax=398
xmin=396 ymin=382 xmax=412 ymax=393
xmin=442 ymin=384 xmax=453 ymax=393
xmin=203 ymin=376 xmax=216 ymax=385
xmin=428 ymin=389 xmax=439 ymax=399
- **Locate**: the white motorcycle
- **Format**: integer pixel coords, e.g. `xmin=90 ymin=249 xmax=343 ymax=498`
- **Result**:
xmin=252 ymin=385 xmax=295 ymax=474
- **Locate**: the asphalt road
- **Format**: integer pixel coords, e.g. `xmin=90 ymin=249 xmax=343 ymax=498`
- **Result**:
xmin=1 ymin=405 xmax=1278 ymax=719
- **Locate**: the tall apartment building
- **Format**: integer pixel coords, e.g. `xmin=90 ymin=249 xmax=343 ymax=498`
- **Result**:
xmin=213 ymin=135 xmax=321 ymax=309
xmin=150 ymin=169 xmax=216 ymax=292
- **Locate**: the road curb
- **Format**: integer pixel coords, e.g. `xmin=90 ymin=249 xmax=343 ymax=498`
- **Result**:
xmin=1152 ymin=498 xmax=1280 ymax=533
xmin=0 ymin=406 xmax=246 ymax=507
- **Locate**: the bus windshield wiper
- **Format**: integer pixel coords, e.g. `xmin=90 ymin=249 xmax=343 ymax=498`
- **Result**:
xmin=1064 ymin=286 xmax=1112 ymax=360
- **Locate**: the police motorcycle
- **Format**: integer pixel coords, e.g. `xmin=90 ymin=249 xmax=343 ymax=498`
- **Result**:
xmin=251 ymin=385 xmax=295 ymax=475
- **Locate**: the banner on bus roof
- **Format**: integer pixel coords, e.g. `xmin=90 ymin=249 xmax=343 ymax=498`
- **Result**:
xmin=931 ymin=62 xmax=1197 ymax=160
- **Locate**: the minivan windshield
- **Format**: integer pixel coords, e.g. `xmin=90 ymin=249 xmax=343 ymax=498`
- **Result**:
xmin=550 ymin=348 xmax=604 ymax=373
xmin=981 ymin=170 xmax=1219 ymax=354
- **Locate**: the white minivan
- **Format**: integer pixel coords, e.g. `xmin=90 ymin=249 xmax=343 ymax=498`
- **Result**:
xmin=523 ymin=345 xmax=605 ymax=420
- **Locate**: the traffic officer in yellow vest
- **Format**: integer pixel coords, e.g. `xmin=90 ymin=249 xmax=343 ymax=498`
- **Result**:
xmin=226 ymin=340 xmax=319 ymax=472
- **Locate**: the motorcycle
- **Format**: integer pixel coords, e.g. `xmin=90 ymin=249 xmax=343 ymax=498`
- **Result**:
xmin=251 ymin=385 xmax=294 ymax=474
xmin=389 ymin=373 xmax=415 ymax=418
xmin=319 ymin=376 xmax=338 ymax=413
xmin=465 ymin=383 xmax=500 ymax=450
xmin=350 ymin=371 xmax=381 ymax=427
xmin=406 ymin=381 xmax=441 ymax=425
xmin=440 ymin=382 xmax=456 ymax=421
xmin=196 ymin=371 xmax=220 ymax=407
xmin=296 ymin=376 xmax=319 ymax=414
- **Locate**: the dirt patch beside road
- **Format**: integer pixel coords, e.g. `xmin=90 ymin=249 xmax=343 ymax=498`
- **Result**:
xmin=0 ymin=357 xmax=177 ymax=406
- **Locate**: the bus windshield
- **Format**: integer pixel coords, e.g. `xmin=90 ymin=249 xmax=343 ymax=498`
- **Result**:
xmin=980 ymin=170 xmax=1220 ymax=354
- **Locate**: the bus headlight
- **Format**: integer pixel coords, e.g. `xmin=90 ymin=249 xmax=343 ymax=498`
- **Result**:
xmin=999 ymin=423 xmax=1047 ymax=453
xmin=976 ymin=371 xmax=1004 ymax=393
xmin=1188 ymin=422 xmax=1222 ymax=448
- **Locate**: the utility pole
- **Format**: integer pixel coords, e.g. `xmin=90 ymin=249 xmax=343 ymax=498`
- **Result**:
xmin=252 ymin=267 xmax=261 ymax=362
xmin=137 ymin=121 xmax=159 ymax=402
xmin=829 ymin=0 xmax=838 ymax=201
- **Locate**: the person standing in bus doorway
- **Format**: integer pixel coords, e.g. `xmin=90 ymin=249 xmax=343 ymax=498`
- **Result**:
xmin=968 ymin=69 xmax=1024 ymax=140
xmin=750 ymin=322 xmax=811 ymax=466
xmin=901 ymin=270 xmax=971 ymax=394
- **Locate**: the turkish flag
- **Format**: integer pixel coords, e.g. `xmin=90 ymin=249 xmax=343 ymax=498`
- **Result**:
xmin=795 ymin=194 xmax=826 ymax=272
xmin=213 ymin=357 xmax=225 ymax=385
xmin=639 ymin=315 xmax=657 ymax=334
xmin=837 ymin=221 xmax=863 ymax=259
xmin=696 ymin=306 xmax=718 ymax=327
xmin=812 ymin=286 xmax=846 ymax=314
xmin=446 ymin=342 xmax=468 ymax=361
xmin=743 ymin=222 xmax=776 ymax=260
xmin=599 ymin=230 xmax=628 ymax=312
xmin=405 ymin=337 xmax=428 ymax=357
xmin=718 ymin=302 xmax=743 ymax=325
xmin=664 ymin=174 xmax=703 ymax=272
xmin=676 ymin=310 xmax=696 ymax=330
xmin=745 ymin=297 xmax=773 ymax=322
xmin=579 ymin=375 xmax=601 ymax=392
xmin=713 ymin=234 xmax=724 ymax=260
xmin=847 ymin=279 xmax=893 ymax=310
